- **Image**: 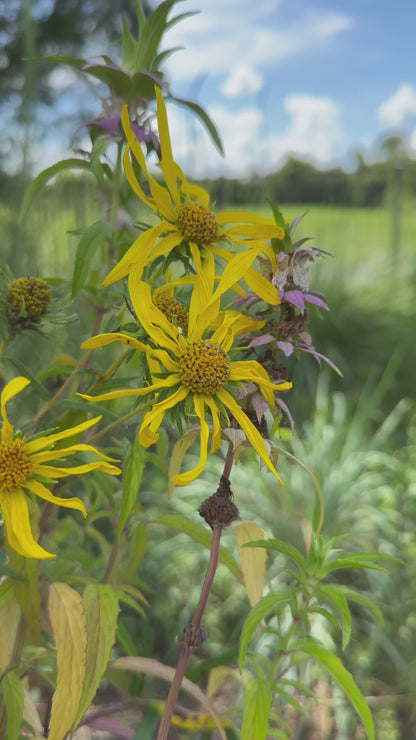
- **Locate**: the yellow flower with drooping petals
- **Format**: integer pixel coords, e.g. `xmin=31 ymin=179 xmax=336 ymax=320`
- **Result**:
xmin=79 ymin=272 xmax=291 ymax=487
xmin=103 ymin=86 xmax=284 ymax=304
xmin=0 ymin=377 xmax=120 ymax=559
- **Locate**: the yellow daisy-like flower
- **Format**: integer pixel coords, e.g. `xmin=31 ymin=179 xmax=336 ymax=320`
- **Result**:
xmin=79 ymin=275 xmax=291 ymax=487
xmin=0 ymin=377 xmax=120 ymax=559
xmin=103 ymin=86 xmax=284 ymax=305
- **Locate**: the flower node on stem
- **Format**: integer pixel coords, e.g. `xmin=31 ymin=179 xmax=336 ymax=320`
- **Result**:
xmin=182 ymin=623 xmax=208 ymax=650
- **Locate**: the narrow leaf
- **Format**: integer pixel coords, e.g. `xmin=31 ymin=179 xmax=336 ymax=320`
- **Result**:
xmin=118 ymin=439 xmax=146 ymax=540
xmin=243 ymin=538 xmax=308 ymax=573
xmin=8 ymin=550 xmax=41 ymax=639
xmin=74 ymin=585 xmax=120 ymax=727
xmin=239 ymin=592 xmax=289 ymax=671
xmin=241 ymin=677 xmax=272 ymax=740
xmin=48 ymin=583 xmax=87 ymax=740
xmin=156 ymin=513 xmax=242 ymax=581
xmin=2 ymin=672 xmax=24 ymax=740
xmin=72 ymin=220 xmax=113 ymax=295
xmin=170 ymin=95 xmax=224 ymax=155
xmin=233 ymin=521 xmax=266 ymax=606
xmin=20 ymin=159 xmax=91 ymax=221
xmin=300 ymin=642 xmax=374 ymax=740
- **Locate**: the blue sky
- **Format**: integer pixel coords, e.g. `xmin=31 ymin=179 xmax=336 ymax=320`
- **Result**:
xmin=154 ymin=0 xmax=416 ymax=177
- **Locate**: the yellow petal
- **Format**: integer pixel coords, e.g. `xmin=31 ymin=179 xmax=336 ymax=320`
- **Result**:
xmin=24 ymin=478 xmax=87 ymax=517
xmin=171 ymin=395 xmax=209 ymax=486
xmin=217 ymin=210 xmax=280 ymax=226
xmin=81 ymin=332 xmax=149 ymax=352
xmin=0 ymin=487 xmax=54 ymax=559
xmin=216 ymin=388 xmax=283 ymax=484
xmin=102 ymin=223 xmax=165 ymax=286
xmin=155 ymin=86 xmax=181 ymax=209
xmin=204 ymin=395 xmax=222 ymax=453
xmin=139 ymin=386 xmax=189 ymax=447
xmin=149 ymin=230 xmax=184 ymax=259
xmin=31 ymin=443 xmax=118 ymax=464
xmin=1 ymin=376 xmax=30 ymax=443
xmin=226 ymin=223 xmax=284 ymax=240
xmin=36 ymin=461 xmax=120 ymax=478
xmin=25 ymin=416 xmax=103 ymax=454
xmin=77 ymin=374 xmax=181 ymax=404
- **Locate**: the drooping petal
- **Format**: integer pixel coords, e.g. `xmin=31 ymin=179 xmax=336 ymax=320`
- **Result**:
xmin=81 ymin=333 xmax=149 ymax=352
xmin=139 ymin=386 xmax=189 ymax=446
xmin=30 ymin=443 xmax=118 ymax=464
xmin=24 ymin=478 xmax=87 ymax=516
xmin=77 ymin=374 xmax=181 ymax=404
xmin=102 ymin=223 xmax=165 ymax=286
xmin=0 ymin=487 xmax=54 ymax=559
xmin=216 ymin=388 xmax=283 ymax=484
xmin=128 ymin=280 xmax=182 ymax=353
xmin=171 ymin=395 xmax=210 ymax=486
xmin=25 ymin=415 xmax=104 ymax=454
xmin=1 ymin=377 xmax=30 ymax=443
xmin=204 ymin=394 xmax=222 ymax=452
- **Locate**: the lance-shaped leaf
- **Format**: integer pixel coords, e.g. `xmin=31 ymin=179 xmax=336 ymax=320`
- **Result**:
xmin=232 ymin=521 xmax=266 ymax=606
xmin=2 ymin=672 xmax=24 ymax=740
xmin=19 ymin=159 xmax=91 ymax=221
xmin=72 ymin=221 xmax=114 ymax=295
xmin=241 ymin=677 xmax=272 ymax=740
xmin=118 ymin=438 xmax=146 ymax=540
xmin=73 ymin=585 xmax=120 ymax=727
xmin=239 ymin=592 xmax=289 ymax=671
xmin=48 ymin=583 xmax=87 ymax=740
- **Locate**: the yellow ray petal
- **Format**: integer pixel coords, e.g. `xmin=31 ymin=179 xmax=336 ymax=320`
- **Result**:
xmin=149 ymin=230 xmax=184 ymax=259
xmin=171 ymin=395 xmax=209 ymax=486
xmin=216 ymin=210 xmax=281 ymax=226
xmin=0 ymin=488 xmax=54 ymax=559
xmin=128 ymin=279 xmax=182 ymax=353
xmin=77 ymin=374 xmax=181 ymax=404
xmin=155 ymin=86 xmax=181 ymax=209
xmin=103 ymin=223 xmax=165 ymax=286
xmin=36 ymin=461 xmax=120 ymax=478
xmin=24 ymin=478 xmax=87 ymax=516
xmin=139 ymin=386 xmax=189 ymax=446
xmin=25 ymin=416 xmax=103 ymax=454
xmin=226 ymin=223 xmax=284 ymax=240
xmin=81 ymin=333 xmax=149 ymax=352
xmin=31 ymin=443 xmax=118 ymax=464
xmin=1 ymin=376 xmax=30 ymax=443
xmin=204 ymin=394 xmax=222 ymax=452
xmin=216 ymin=388 xmax=283 ymax=484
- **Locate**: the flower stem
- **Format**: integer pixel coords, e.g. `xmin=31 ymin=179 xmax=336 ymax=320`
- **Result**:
xmin=156 ymin=525 xmax=222 ymax=740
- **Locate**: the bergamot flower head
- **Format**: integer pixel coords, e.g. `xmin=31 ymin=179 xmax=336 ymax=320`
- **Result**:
xmin=103 ymin=85 xmax=285 ymax=305
xmin=79 ymin=271 xmax=291 ymax=487
xmin=0 ymin=377 xmax=120 ymax=559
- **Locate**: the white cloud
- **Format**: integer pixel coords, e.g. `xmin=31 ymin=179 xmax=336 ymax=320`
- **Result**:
xmin=270 ymin=95 xmax=344 ymax=165
xmin=221 ymin=63 xmax=263 ymax=98
xmin=377 ymin=84 xmax=416 ymax=128
xmin=163 ymin=0 xmax=353 ymax=85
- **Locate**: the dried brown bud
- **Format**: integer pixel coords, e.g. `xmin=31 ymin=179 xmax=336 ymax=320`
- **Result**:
xmin=198 ymin=476 xmax=240 ymax=529
xmin=182 ymin=623 xmax=208 ymax=649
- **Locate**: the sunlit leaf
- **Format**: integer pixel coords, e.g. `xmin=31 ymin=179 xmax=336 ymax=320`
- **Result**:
xmin=48 ymin=583 xmax=87 ymax=740
xmin=239 ymin=592 xmax=289 ymax=671
xmin=296 ymin=641 xmax=374 ymax=740
xmin=118 ymin=438 xmax=146 ymax=540
xmin=8 ymin=549 xmax=41 ymax=639
xmin=232 ymin=521 xmax=266 ymax=606
xmin=241 ymin=677 xmax=272 ymax=740
xmin=74 ymin=585 xmax=120 ymax=727
xmin=2 ymin=672 xmax=23 ymax=740
xmin=19 ymin=159 xmax=91 ymax=221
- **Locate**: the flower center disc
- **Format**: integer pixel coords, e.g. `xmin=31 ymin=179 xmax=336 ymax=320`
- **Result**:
xmin=176 ymin=201 xmax=219 ymax=246
xmin=0 ymin=438 xmax=34 ymax=490
xmin=180 ymin=340 xmax=230 ymax=394
xmin=154 ymin=295 xmax=188 ymax=333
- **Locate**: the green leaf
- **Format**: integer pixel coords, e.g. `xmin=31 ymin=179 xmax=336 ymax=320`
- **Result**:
xmin=337 ymin=585 xmax=383 ymax=626
xmin=170 ymin=95 xmax=224 ymax=156
xmin=318 ymin=551 xmax=390 ymax=578
xmin=7 ymin=550 xmax=41 ymax=639
xmin=2 ymin=672 xmax=24 ymax=740
xmin=296 ymin=641 xmax=374 ymax=740
xmin=118 ymin=439 xmax=146 ymax=540
xmin=316 ymin=584 xmax=352 ymax=649
xmin=241 ymin=677 xmax=272 ymax=740
xmin=239 ymin=592 xmax=289 ymax=671
xmin=156 ymin=514 xmax=242 ymax=582
xmin=74 ymin=585 xmax=120 ymax=727
xmin=20 ymin=159 xmax=91 ymax=221
xmin=72 ymin=220 xmax=113 ymax=295
xmin=134 ymin=0 xmax=197 ymax=71
xmin=243 ymin=539 xmax=308 ymax=574
xmin=48 ymin=583 xmax=87 ymax=740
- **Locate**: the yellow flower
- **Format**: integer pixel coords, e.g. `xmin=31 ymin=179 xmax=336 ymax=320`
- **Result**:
xmin=0 ymin=377 xmax=120 ymax=559
xmin=79 ymin=274 xmax=291 ymax=487
xmin=103 ymin=86 xmax=284 ymax=304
